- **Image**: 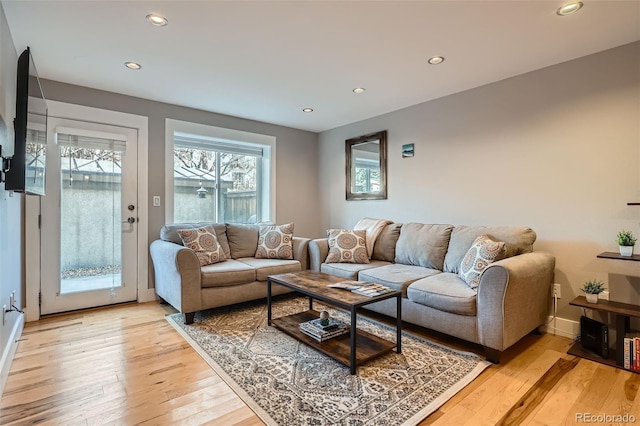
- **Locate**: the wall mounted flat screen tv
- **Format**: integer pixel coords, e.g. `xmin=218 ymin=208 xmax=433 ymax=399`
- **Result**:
xmin=5 ymin=47 xmax=47 ymax=196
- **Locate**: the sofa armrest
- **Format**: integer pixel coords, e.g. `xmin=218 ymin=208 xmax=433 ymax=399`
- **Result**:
xmin=150 ymin=239 xmax=202 ymax=314
xmin=476 ymin=251 xmax=555 ymax=352
xmin=309 ymin=238 xmax=329 ymax=271
xmin=293 ymin=237 xmax=311 ymax=270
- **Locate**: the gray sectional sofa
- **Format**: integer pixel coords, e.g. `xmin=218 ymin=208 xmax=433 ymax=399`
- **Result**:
xmin=309 ymin=222 xmax=555 ymax=363
xmin=150 ymin=222 xmax=310 ymax=324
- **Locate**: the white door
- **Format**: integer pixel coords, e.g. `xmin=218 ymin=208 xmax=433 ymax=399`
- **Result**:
xmin=40 ymin=118 xmax=138 ymax=315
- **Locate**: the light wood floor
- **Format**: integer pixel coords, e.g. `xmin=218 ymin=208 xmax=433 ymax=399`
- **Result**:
xmin=1 ymin=301 xmax=638 ymax=425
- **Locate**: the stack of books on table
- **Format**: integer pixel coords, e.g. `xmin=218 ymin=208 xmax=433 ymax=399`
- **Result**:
xmin=327 ymin=280 xmax=395 ymax=297
xmin=299 ymin=318 xmax=350 ymax=342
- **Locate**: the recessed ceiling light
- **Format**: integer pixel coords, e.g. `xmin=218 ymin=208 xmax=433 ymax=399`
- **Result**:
xmin=146 ymin=14 xmax=168 ymax=26
xmin=353 ymin=87 xmax=366 ymax=94
xmin=124 ymin=62 xmax=142 ymax=70
xmin=428 ymin=56 xmax=445 ymax=65
xmin=302 ymin=108 xmax=314 ymax=113
xmin=556 ymin=2 xmax=583 ymax=16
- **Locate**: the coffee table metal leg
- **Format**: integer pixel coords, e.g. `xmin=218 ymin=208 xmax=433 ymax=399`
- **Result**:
xmin=267 ymin=279 xmax=272 ymax=326
xmin=396 ymin=294 xmax=402 ymax=354
xmin=350 ymin=307 xmax=357 ymax=374
xmin=309 ymin=297 xmax=313 ymax=311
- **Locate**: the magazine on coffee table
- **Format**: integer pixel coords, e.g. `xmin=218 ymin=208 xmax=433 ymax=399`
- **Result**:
xmin=326 ymin=280 xmax=370 ymax=290
xmin=327 ymin=280 xmax=395 ymax=297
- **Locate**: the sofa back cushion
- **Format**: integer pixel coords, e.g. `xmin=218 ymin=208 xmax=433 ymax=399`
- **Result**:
xmin=226 ymin=223 xmax=260 ymax=259
xmin=395 ymin=223 xmax=454 ymax=270
xmin=443 ymin=226 xmax=537 ymax=273
xmin=372 ymin=223 xmax=402 ymax=262
xmin=161 ymin=222 xmax=231 ymax=259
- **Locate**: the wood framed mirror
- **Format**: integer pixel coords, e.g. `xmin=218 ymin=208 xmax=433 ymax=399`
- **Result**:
xmin=345 ymin=130 xmax=387 ymax=201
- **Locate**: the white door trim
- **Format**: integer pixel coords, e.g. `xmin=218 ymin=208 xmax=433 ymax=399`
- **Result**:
xmin=25 ymin=101 xmax=151 ymax=322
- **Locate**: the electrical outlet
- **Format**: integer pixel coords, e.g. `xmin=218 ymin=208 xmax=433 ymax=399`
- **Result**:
xmin=553 ymin=283 xmax=562 ymax=299
xmin=2 ymin=305 xmax=5 ymax=326
xmin=9 ymin=291 xmax=15 ymax=308
xmin=599 ymin=291 xmax=610 ymax=301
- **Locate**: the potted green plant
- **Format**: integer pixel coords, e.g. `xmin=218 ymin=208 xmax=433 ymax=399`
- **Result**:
xmin=582 ymin=279 xmax=606 ymax=303
xmin=617 ymin=229 xmax=637 ymax=257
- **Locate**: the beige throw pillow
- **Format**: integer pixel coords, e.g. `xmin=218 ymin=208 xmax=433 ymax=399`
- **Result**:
xmin=325 ymin=229 xmax=369 ymax=264
xmin=177 ymin=225 xmax=226 ymax=266
xmin=255 ymin=223 xmax=294 ymax=260
xmin=353 ymin=217 xmax=394 ymax=258
xmin=459 ymin=235 xmax=506 ymax=289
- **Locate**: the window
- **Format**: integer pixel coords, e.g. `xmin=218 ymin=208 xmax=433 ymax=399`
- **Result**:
xmin=354 ymin=158 xmax=380 ymax=193
xmin=166 ymin=120 xmax=275 ymax=224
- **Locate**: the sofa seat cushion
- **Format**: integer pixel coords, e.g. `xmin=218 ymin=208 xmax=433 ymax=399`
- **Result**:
xmin=238 ymin=257 xmax=301 ymax=281
xmin=358 ymin=264 xmax=441 ymax=296
xmin=201 ymin=259 xmax=256 ymax=288
xmin=320 ymin=260 xmax=391 ymax=280
xmin=407 ymin=273 xmax=477 ymax=316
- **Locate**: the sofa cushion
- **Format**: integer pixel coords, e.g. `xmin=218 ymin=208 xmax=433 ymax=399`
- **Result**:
xmin=325 ymin=229 xmax=369 ymax=264
xmin=320 ymin=260 xmax=391 ymax=280
xmin=255 ymin=223 xmax=294 ymax=260
xmin=201 ymin=259 xmax=256 ymax=288
xmin=176 ymin=225 xmax=226 ymax=266
xmin=161 ymin=222 xmax=231 ymax=258
xmin=394 ymin=223 xmax=453 ymax=270
xmin=358 ymin=264 xmax=441 ymax=296
xmin=353 ymin=218 xmax=393 ymax=258
xmin=226 ymin=223 xmax=260 ymax=259
xmin=459 ymin=235 xmax=506 ymax=289
xmin=372 ymin=223 xmax=402 ymax=262
xmin=237 ymin=257 xmax=301 ymax=281
xmin=407 ymin=273 xmax=477 ymax=316
xmin=443 ymin=226 xmax=536 ymax=273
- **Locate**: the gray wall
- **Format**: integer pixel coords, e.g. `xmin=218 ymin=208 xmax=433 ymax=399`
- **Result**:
xmin=39 ymin=78 xmax=321 ymax=286
xmin=0 ymin=3 xmax=21 ymax=373
xmin=318 ymin=42 xmax=640 ymax=323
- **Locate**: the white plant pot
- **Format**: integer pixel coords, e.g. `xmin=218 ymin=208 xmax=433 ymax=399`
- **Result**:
xmin=585 ymin=293 xmax=599 ymax=304
xmin=619 ymin=245 xmax=634 ymax=257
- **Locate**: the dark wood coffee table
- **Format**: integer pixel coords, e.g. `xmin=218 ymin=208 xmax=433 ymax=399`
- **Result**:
xmin=267 ymin=270 xmax=402 ymax=374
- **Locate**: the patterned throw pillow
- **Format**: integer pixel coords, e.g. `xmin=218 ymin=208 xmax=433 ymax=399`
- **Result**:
xmin=255 ymin=223 xmax=294 ymax=260
xmin=459 ymin=235 xmax=506 ymax=289
xmin=177 ymin=225 xmax=226 ymax=266
xmin=325 ymin=229 xmax=370 ymax=264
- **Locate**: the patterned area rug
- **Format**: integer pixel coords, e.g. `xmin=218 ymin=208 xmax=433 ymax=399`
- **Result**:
xmin=166 ymin=296 xmax=490 ymax=426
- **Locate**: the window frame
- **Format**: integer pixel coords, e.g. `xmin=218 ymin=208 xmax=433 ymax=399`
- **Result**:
xmin=165 ymin=119 xmax=276 ymax=224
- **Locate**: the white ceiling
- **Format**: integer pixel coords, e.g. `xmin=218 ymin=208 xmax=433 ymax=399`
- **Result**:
xmin=2 ymin=1 xmax=639 ymax=133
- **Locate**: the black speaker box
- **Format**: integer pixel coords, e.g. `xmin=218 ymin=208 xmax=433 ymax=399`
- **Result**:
xmin=580 ymin=315 xmax=609 ymax=359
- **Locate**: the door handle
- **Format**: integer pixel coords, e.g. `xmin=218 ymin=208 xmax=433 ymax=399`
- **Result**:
xmin=122 ymin=217 xmax=136 ymax=224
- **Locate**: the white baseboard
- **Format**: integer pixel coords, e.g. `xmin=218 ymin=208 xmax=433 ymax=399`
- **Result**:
xmin=542 ymin=315 xmax=580 ymax=339
xmin=138 ymin=287 xmax=158 ymax=303
xmin=0 ymin=313 xmax=25 ymax=397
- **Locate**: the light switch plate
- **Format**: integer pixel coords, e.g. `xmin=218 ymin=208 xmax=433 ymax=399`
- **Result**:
xmin=153 ymin=196 xmax=161 ymax=207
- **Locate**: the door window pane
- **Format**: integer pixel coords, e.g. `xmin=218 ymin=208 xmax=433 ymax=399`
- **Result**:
xmin=59 ymin=136 xmax=122 ymax=294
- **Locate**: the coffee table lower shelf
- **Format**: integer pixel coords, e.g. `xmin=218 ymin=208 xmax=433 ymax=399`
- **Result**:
xmin=271 ymin=310 xmax=397 ymax=368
